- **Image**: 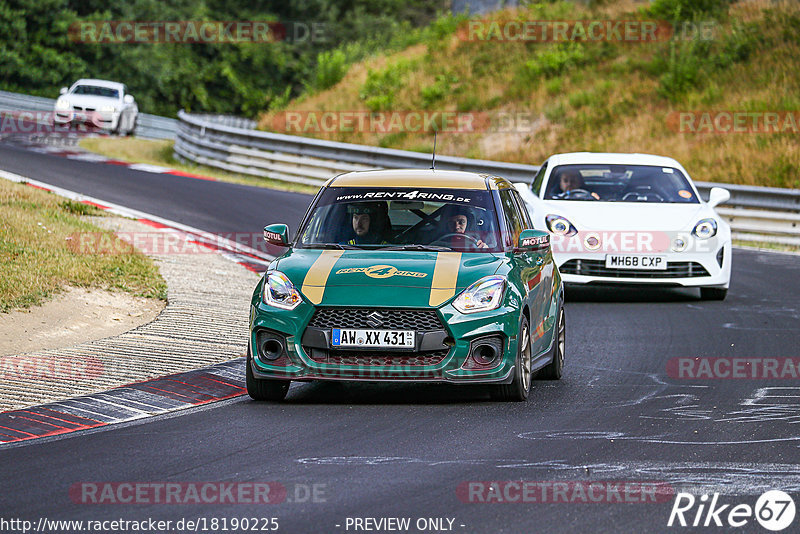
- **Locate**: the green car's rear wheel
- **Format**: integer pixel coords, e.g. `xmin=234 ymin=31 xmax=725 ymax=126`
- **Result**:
xmin=246 ymin=346 xmax=290 ymax=401
xmin=492 ymin=313 xmax=532 ymax=402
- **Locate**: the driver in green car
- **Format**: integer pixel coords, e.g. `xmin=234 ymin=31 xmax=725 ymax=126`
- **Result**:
xmin=443 ymin=206 xmax=488 ymax=249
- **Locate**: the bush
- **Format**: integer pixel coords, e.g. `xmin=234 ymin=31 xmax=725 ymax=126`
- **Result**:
xmin=524 ymin=43 xmax=589 ymax=80
xmin=359 ymin=59 xmax=414 ymax=111
xmin=311 ymin=50 xmax=348 ymax=92
xmin=647 ymin=0 xmax=732 ymax=21
xmin=657 ymin=41 xmax=705 ymax=101
xmin=420 ymin=74 xmax=459 ymax=108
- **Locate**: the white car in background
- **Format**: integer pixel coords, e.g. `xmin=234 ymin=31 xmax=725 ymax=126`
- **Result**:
xmin=53 ymin=79 xmax=138 ymax=135
xmin=515 ymin=152 xmax=732 ymax=300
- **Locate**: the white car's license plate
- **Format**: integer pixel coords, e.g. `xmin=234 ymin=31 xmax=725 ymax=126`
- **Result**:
xmin=331 ymin=329 xmax=415 ymax=348
xmin=605 ymin=255 xmax=667 ymax=270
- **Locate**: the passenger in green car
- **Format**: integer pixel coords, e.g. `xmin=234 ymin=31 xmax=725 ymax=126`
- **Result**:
xmin=346 ymin=202 xmax=389 ymax=245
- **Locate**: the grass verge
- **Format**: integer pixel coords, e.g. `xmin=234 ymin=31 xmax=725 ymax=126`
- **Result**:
xmin=0 ymin=179 xmax=167 ymax=312
xmin=79 ymin=137 xmax=319 ymax=195
xmin=258 ymin=0 xmax=800 ymax=189
xmin=733 ymin=239 xmax=799 ymax=254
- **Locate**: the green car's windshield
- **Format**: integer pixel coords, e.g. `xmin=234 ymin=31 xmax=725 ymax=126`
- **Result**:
xmin=544 ymin=164 xmax=699 ymax=203
xmin=297 ymin=187 xmax=503 ymax=252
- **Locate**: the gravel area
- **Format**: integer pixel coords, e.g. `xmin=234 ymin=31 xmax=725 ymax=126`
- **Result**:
xmin=0 ymin=215 xmax=261 ymax=411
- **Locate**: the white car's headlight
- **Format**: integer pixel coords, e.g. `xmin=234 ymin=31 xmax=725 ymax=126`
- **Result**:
xmin=692 ymin=218 xmax=718 ymax=239
xmin=453 ymin=275 xmax=505 ymax=314
xmin=546 ymin=214 xmax=578 ymax=236
xmin=100 ymin=105 xmax=116 ymax=113
xmin=262 ymin=271 xmax=302 ymax=310
xmin=55 ymin=98 xmax=70 ymax=110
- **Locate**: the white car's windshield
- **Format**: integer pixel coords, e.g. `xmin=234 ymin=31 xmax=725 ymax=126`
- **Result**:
xmin=72 ymin=85 xmax=120 ymax=98
xmin=297 ymin=187 xmax=503 ymax=252
xmin=544 ymin=164 xmax=699 ymax=203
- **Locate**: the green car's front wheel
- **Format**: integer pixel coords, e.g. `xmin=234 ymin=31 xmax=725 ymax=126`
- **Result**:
xmin=246 ymin=346 xmax=290 ymax=401
xmin=538 ymin=304 xmax=565 ymax=380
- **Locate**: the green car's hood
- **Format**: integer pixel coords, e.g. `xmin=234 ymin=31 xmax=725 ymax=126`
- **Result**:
xmin=274 ymin=248 xmax=505 ymax=308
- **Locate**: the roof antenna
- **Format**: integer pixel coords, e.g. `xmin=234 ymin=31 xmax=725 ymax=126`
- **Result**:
xmin=430 ymin=130 xmax=437 ymax=170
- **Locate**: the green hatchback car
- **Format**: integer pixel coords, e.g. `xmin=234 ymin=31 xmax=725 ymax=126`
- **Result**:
xmin=248 ymin=169 xmax=564 ymax=401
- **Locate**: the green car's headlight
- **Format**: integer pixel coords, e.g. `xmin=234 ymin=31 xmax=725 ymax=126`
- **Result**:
xmin=262 ymin=270 xmax=302 ymax=310
xmin=453 ymin=275 xmax=506 ymax=314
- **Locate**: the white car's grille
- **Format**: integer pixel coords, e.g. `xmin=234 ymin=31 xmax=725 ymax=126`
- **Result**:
xmin=560 ymin=260 xmax=710 ymax=278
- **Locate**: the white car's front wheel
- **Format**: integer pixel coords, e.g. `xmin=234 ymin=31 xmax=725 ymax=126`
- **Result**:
xmin=126 ymin=113 xmax=138 ymax=136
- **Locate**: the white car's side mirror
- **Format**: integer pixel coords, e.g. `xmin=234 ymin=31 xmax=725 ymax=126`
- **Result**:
xmin=707 ymin=187 xmax=730 ymax=208
xmin=59 ymin=87 xmax=68 ymax=95
xmin=123 ymin=94 xmax=135 ymax=104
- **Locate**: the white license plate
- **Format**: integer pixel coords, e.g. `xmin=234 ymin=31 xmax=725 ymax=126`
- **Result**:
xmin=605 ymin=255 xmax=667 ymax=270
xmin=331 ymin=329 xmax=415 ymax=348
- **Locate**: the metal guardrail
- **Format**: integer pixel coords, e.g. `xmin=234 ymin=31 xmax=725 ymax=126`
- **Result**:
xmin=0 ymin=89 xmax=177 ymax=140
xmin=175 ymin=110 xmax=542 ymax=183
xmin=174 ymin=111 xmax=799 ymax=246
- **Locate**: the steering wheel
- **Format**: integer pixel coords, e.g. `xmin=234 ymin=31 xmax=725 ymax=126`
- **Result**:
xmin=430 ymin=233 xmax=482 ymax=248
xmin=563 ymin=189 xmax=596 ymax=200
xmin=622 ymin=186 xmax=664 ymax=202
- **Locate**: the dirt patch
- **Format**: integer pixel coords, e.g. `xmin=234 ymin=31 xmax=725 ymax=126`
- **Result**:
xmin=0 ymin=287 xmax=164 ymax=356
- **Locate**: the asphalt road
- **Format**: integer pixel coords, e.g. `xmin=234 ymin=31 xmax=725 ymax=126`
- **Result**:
xmin=1 ymin=140 xmax=799 ymax=533
xmin=0 ymin=142 xmax=312 ymax=234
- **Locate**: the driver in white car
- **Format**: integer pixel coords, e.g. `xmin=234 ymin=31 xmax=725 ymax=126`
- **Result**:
xmin=553 ymin=169 xmax=600 ymax=200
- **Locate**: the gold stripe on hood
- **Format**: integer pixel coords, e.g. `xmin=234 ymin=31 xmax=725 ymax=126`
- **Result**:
xmin=429 ymin=252 xmax=462 ymax=307
xmin=301 ymin=250 xmax=344 ymax=305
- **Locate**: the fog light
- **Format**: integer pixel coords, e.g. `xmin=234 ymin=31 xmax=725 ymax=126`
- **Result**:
xmin=260 ymin=338 xmax=283 ymax=361
xmin=256 ymin=331 xmax=287 ymax=362
xmin=463 ymin=336 xmax=504 ymax=369
xmin=584 ymin=233 xmax=600 ymax=250
xmin=473 ymin=343 xmax=498 ymax=365
xmin=672 ymin=237 xmax=687 ymax=252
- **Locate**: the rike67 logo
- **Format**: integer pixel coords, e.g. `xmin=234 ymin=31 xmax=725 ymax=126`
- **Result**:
xmin=668 ymin=491 xmax=796 ymax=531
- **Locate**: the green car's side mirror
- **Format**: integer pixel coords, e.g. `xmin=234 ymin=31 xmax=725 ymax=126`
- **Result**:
xmin=518 ymin=229 xmax=550 ymax=252
xmin=263 ymin=223 xmax=290 ymax=247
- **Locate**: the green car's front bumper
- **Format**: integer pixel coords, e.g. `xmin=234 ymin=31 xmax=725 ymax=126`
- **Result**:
xmin=248 ymin=296 xmax=524 ymax=384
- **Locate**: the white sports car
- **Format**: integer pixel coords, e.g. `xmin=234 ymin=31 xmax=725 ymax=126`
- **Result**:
xmin=53 ymin=79 xmax=138 ymax=135
xmin=515 ymin=152 xmax=731 ymax=300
